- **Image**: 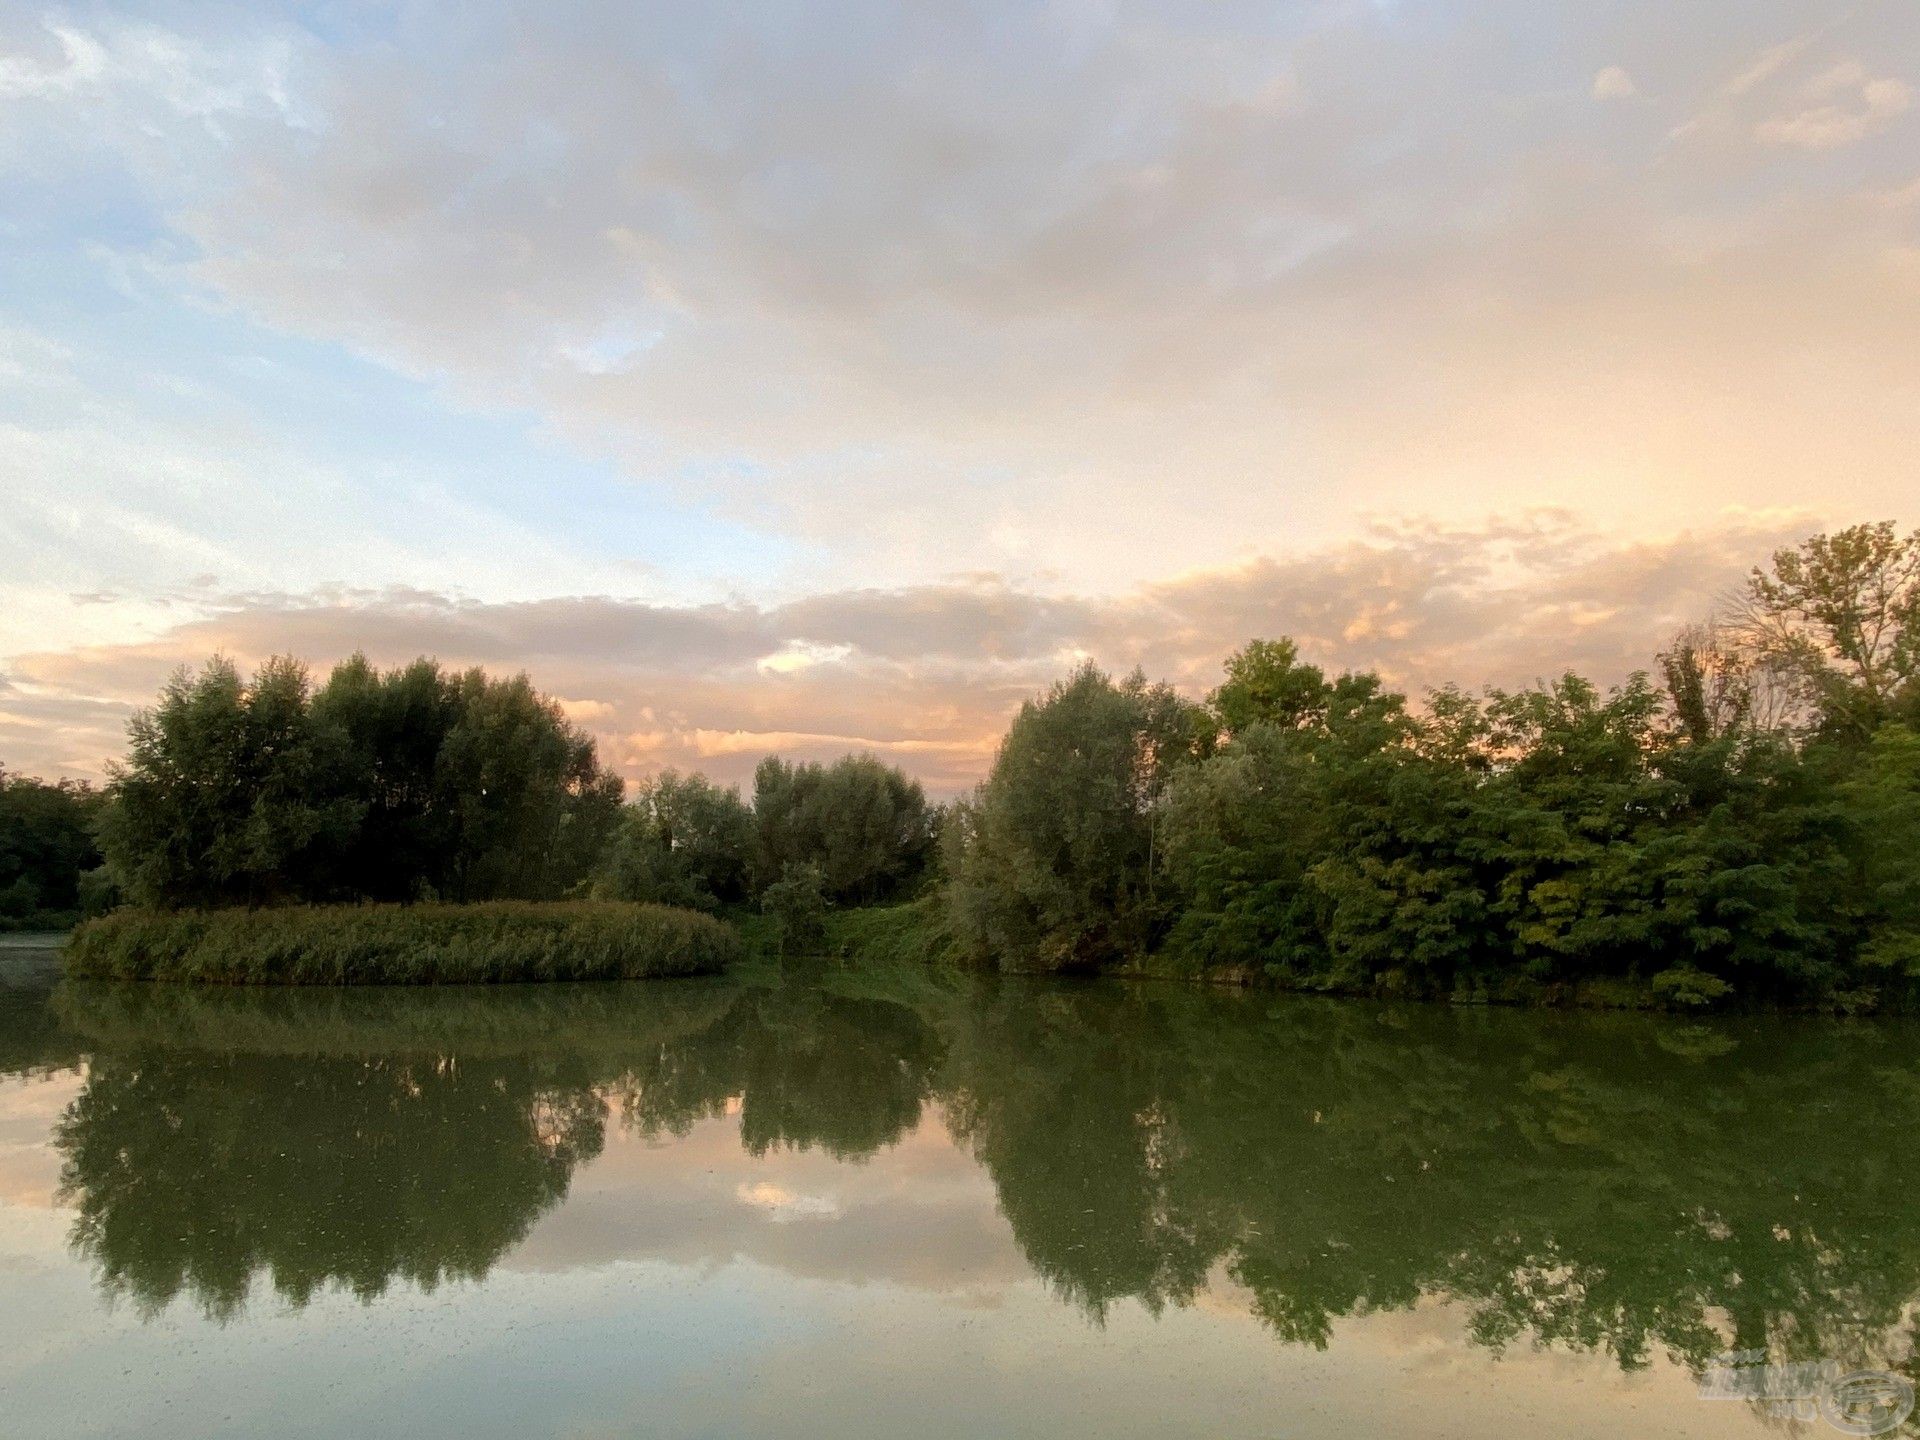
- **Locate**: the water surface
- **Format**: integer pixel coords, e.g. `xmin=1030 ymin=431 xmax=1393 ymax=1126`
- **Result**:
xmin=2 ymin=949 xmax=1917 ymax=1438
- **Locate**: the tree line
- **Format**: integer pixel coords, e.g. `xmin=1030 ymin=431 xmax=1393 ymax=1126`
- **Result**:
xmin=948 ymin=521 xmax=1920 ymax=1006
xmin=5 ymin=651 xmax=936 ymax=923
xmin=5 ymin=519 xmax=1915 ymax=1006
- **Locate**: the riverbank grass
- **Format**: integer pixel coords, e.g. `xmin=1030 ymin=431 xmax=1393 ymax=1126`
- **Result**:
xmin=64 ymin=900 xmax=741 ymax=985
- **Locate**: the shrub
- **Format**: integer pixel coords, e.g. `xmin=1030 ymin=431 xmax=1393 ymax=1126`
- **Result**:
xmin=63 ymin=900 xmax=740 ymax=985
xmin=762 ymin=863 xmax=829 ymax=957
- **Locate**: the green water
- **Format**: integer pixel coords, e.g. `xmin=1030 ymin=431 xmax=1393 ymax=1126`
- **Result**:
xmin=2 ymin=948 xmax=1917 ymax=1438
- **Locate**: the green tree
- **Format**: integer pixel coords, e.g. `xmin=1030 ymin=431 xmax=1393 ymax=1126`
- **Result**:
xmin=949 ymin=663 xmax=1205 ymax=970
xmin=1842 ymin=724 xmax=1920 ymax=977
xmin=762 ymin=861 xmax=829 ymax=956
xmin=1736 ymin=521 xmax=1920 ymax=740
xmin=751 ymin=753 xmax=933 ymax=903
xmin=429 ymin=669 xmax=624 ymax=901
xmin=100 ymin=654 xmax=623 ymax=908
xmin=1210 ymin=637 xmax=1334 ymax=736
xmin=1164 ymin=646 xmax=1474 ymax=988
xmin=0 ymin=767 xmax=105 ymax=925
xmin=598 ymin=769 xmax=754 ymax=911
xmin=99 ymin=657 xmax=356 ymax=908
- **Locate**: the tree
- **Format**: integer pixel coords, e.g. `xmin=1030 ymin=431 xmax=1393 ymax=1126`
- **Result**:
xmin=949 ymin=663 xmax=1205 ymax=970
xmin=598 ymin=770 xmax=754 ymax=911
xmin=1164 ymin=647 xmax=1470 ymax=987
xmin=0 ymin=767 xmax=105 ymax=925
xmin=1210 ymin=638 xmax=1333 ymax=736
xmin=429 ymin=669 xmax=624 ymax=901
xmin=99 ymin=657 xmax=356 ymax=908
xmin=100 ymin=654 xmax=623 ymax=908
xmin=762 ymin=862 xmax=829 ymax=957
xmin=1658 ymin=621 xmax=1757 ymax=745
xmin=1735 ymin=522 xmax=1920 ymax=740
xmin=751 ymin=754 xmax=934 ymax=903
xmin=307 ymin=655 xmax=466 ymax=899
xmin=1842 ymin=724 xmax=1920 ymax=977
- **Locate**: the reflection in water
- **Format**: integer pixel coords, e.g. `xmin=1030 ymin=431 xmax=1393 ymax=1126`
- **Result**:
xmin=30 ymin=966 xmax=1920 ymax=1400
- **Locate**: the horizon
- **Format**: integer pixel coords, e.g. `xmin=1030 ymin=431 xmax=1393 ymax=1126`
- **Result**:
xmin=4 ymin=1 xmax=1916 ymax=790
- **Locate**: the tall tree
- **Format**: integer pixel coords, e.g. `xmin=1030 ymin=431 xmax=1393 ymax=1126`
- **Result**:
xmin=949 ymin=663 xmax=1205 ymax=970
xmin=751 ymin=754 xmax=933 ymax=903
xmin=100 ymin=657 xmax=354 ymax=908
xmin=100 ymin=654 xmax=622 ymax=908
xmin=1736 ymin=522 xmax=1920 ymax=739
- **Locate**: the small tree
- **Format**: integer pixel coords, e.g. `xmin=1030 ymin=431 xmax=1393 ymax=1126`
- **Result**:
xmin=599 ymin=770 xmax=754 ymax=911
xmin=762 ymin=862 xmax=829 ymax=957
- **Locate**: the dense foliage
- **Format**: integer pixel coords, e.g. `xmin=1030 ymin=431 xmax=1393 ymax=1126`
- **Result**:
xmin=596 ymin=769 xmax=756 ymax=911
xmin=98 ymin=655 xmax=624 ymax=908
xmin=946 ymin=523 xmax=1920 ymax=1008
xmin=749 ymin=754 xmax=935 ymax=902
xmin=0 ymin=768 xmax=108 ymax=928
xmin=64 ymin=900 xmax=740 ymax=985
xmin=595 ymin=753 xmax=936 ymax=913
xmin=15 ymin=520 xmax=1918 ymax=1007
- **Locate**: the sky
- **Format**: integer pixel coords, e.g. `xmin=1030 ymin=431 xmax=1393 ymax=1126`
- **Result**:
xmin=2 ymin=0 xmax=1916 ymax=790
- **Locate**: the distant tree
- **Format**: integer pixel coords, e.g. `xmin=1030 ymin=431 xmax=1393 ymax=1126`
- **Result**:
xmin=949 ymin=663 xmax=1206 ymax=970
xmin=751 ymin=754 xmax=934 ymax=903
xmin=598 ymin=770 xmax=754 ymax=911
xmin=0 ymin=766 xmax=106 ymax=925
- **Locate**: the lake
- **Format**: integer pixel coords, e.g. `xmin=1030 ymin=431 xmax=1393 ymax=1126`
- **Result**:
xmin=2 ymin=946 xmax=1917 ymax=1438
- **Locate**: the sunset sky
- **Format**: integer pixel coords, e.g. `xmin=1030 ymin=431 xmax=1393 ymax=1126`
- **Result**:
xmin=3 ymin=0 xmax=1916 ymax=789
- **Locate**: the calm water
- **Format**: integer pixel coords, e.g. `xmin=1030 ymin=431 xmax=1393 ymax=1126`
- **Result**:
xmin=2 ymin=947 xmax=1918 ymax=1439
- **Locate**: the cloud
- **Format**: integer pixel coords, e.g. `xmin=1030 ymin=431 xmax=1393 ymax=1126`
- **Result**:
xmin=5 ymin=0 xmax=1904 ymax=590
xmin=0 ymin=0 xmax=1913 ymax=775
xmin=1755 ymin=66 xmax=1911 ymax=149
xmin=1591 ymin=67 xmax=1636 ymax=101
xmin=0 ymin=511 xmax=1818 ymax=791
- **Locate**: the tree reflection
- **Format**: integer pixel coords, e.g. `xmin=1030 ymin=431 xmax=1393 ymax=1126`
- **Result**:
xmin=48 ymin=973 xmax=938 ymax=1317
xmin=58 ymin=1048 xmax=605 ymax=1317
xmin=943 ymin=980 xmax=1920 ymax=1381
xmin=39 ymin=966 xmax=1920 ymax=1393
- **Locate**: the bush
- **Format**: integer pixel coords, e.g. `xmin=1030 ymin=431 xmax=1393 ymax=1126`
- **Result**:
xmin=823 ymin=894 xmax=963 ymax=967
xmin=63 ymin=900 xmax=740 ymax=985
xmin=762 ymin=863 xmax=829 ymax=956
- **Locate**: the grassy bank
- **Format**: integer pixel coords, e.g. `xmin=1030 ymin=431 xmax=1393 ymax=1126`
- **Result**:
xmin=64 ymin=900 xmax=741 ymax=985
xmin=752 ymin=895 xmax=1905 ymax=1015
xmin=732 ymin=893 xmax=964 ymax=969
